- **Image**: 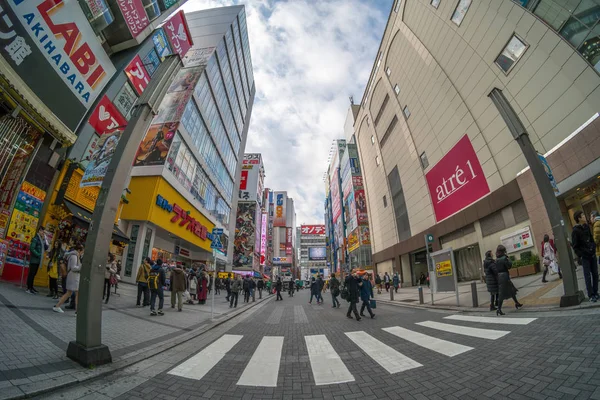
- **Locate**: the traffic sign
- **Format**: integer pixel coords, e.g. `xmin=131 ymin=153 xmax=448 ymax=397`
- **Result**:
xmin=212 ymin=228 xmax=223 ymax=235
xmin=210 ymin=235 xmax=223 ymax=249
xmin=426 ymin=234 xmax=434 ymax=243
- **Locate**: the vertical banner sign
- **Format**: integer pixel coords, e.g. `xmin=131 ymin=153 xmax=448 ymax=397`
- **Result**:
xmin=163 ymin=10 xmax=192 ymax=58
xmin=233 ymin=203 xmax=256 ymax=268
xmin=425 ymin=135 xmax=490 ymax=222
xmin=239 ymin=170 xmax=248 ymax=190
xmin=273 ymin=192 xmax=287 ymax=227
xmin=87 ymin=95 xmax=127 ymax=135
xmin=260 ymin=212 xmax=267 ymax=265
xmin=355 ymin=189 xmax=368 ymax=225
xmin=124 ymin=55 xmax=150 ymax=95
xmin=152 ymin=28 xmax=172 ymax=59
xmin=1 ymin=0 xmax=116 ymax=131
xmin=286 ymin=227 xmax=292 ymax=256
xmin=538 ymin=153 xmax=560 ymax=195
xmin=80 ymin=129 xmax=123 ymax=187
xmin=116 ymin=0 xmax=149 ymax=37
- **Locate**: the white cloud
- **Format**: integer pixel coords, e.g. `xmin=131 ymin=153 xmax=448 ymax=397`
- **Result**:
xmin=182 ymin=0 xmax=389 ymax=224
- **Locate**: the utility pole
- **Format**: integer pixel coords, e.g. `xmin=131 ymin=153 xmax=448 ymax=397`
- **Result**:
xmin=67 ymin=56 xmax=182 ymax=367
xmin=488 ymin=88 xmax=584 ymax=307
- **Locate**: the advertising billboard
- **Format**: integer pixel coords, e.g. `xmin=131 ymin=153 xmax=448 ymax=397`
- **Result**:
xmin=308 ymin=247 xmax=326 ymax=261
xmin=124 ymin=55 xmax=151 ymax=95
xmin=331 ymin=169 xmax=342 ymax=223
xmin=134 ymin=122 xmax=177 ymax=166
xmin=360 ymin=226 xmax=371 ymax=245
xmin=0 ymin=0 xmax=115 ymax=131
xmin=233 ymin=202 xmax=256 ymax=268
xmin=286 ymin=227 xmax=292 ymax=256
xmin=301 ymin=225 xmax=325 ymax=235
xmin=425 ymin=135 xmax=490 ymax=222
xmin=115 ymin=0 xmax=149 ymax=37
xmin=273 ymin=191 xmax=287 ymax=227
xmin=80 ymin=129 xmax=123 ymax=187
xmin=162 ymin=10 xmax=193 ymax=59
xmin=355 ymin=189 xmax=368 ymax=225
xmin=348 ymin=229 xmax=359 ymax=253
xmin=239 ymin=154 xmax=261 ymax=202
xmin=260 ymin=212 xmax=267 ymax=265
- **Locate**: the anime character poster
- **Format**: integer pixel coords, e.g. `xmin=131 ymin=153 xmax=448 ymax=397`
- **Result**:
xmin=134 ymin=122 xmax=178 ymax=166
xmin=355 ymin=189 xmax=368 ymax=225
xmin=233 ymin=202 xmax=256 ymax=268
xmin=80 ymin=129 xmax=124 ymax=187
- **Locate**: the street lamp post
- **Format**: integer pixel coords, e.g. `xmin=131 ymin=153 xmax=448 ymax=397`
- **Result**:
xmin=488 ymin=88 xmax=584 ymax=307
xmin=67 ymin=56 xmax=182 ymax=367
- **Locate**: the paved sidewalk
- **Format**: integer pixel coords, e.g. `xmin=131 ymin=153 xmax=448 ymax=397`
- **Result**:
xmin=0 ymin=280 xmax=271 ymax=400
xmin=373 ymin=266 xmax=595 ymax=312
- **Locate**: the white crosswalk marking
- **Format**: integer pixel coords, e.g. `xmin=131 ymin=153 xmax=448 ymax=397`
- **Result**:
xmin=305 ymin=335 xmax=354 ymax=385
xmin=345 ymin=331 xmax=422 ymax=373
xmin=444 ymin=315 xmax=537 ymax=325
xmin=382 ymin=326 xmax=473 ymax=357
xmin=237 ymin=336 xmax=284 ymax=387
xmin=416 ymin=321 xmax=510 ymax=340
xmin=168 ymin=334 xmax=243 ymax=380
xmin=294 ymin=305 xmax=308 ymax=324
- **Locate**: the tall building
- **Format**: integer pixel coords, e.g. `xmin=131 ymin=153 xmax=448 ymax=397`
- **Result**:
xmin=269 ymin=191 xmax=297 ymax=282
xmin=120 ymin=5 xmax=255 ymax=281
xmin=353 ymin=0 xmax=600 ymax=286
xmin=325 ymin=139 xmax=347 ymax=274
xmin=299 ymin=224 xmax=327 ymax=280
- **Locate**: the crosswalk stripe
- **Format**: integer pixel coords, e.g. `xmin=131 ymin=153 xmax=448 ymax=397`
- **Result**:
xmin=345 ymin=331 xmax=422 ymax=374
xmin=382 ymin=326 xmax=473 ymax=357
xmin=305 ymin=335 xmax=354 ymax=385
xmin=168 ymin=334 xmax=243 ymax=380
xmin=237 ymin=336 xmax=283 ymax=387
xmin=266 ymin=306 xmax=284 ymax=324
xmin=294 ymin=305 xmax=308 ymax=324
xmin=416 ymin=321 xmax=510 ymax=340
xmin=444 ymin=315 xmax=537 ymax=325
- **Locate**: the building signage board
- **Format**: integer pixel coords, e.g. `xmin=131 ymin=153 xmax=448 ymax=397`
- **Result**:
xmin=360 ymin=226 xmax=370 ymax=245
xmin=260 ymin=212 xmax=267 ymax=265
xmin=124 ymin=55 xmax=150 ymax=95
xmin=500 ymin=226 xmax=534 ymax=254
xmin=233 ymin=202 xmax=256 ymax=268
xmin=80 ymin=129 xmax=123 ymax=187
xmin=113 ymin=82 xmax=138 ymax=121
xmin=425 ymin=135 xmax=490 ymax=222
xmin=115 ymin=0 xmax=149 ymax=37
xmin=286 ymin=227 xmax=292 ymax=255
xmin=273 ymin=192 xmax=287 ymax=227
xmin=152 ymin=28 xmax=173 ymax=59
xmin=87 ymin=95 xmax=127 ymax=135
xmin=355 ymin=189 xmax=368 ymax=225
xmin=272 ymin=257 xmax=290 ymax=264
xmin=331 ymin=169 xmax=342 ymax=223
xmin=0 ymin=0 xmax=116 ymax=131
xmin=162 ymin=10 xmax=192 ymax=59
xmin=142 ymin=48 xmax=161 ymax=76
xmin=301 ymin=225 xmax=325 ymax=235
xmin=348 ymin=229 xmax=359 ymax=253
xmin=238 ymin=154 xmax=261 ymax=202
xmin=155 ymin=194 xmax=209 ymax=240
xmin=182 ymin=46 xmax=215 ymax=68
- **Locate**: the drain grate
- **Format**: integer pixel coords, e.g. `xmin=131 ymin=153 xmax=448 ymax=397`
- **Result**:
xmin=399 ymin=299 xmax=418 ymax=303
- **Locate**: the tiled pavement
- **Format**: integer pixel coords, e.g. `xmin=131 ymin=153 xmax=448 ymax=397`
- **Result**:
xmin=0 ymin=280 xmax=268 ymax=399
xmin=40 ymin=289 xmax=600 ymax=400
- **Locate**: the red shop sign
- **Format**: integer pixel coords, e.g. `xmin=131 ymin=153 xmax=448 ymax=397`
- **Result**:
xmin=425 ymin=135 xmax=490 ymax=222
xmin=239 ymin=170 xmax=248 ymax=190
xmin=88 ymin=95 xmax=127 ymax=134
xmin=163 ymin=10 xmax=193 ymax=58
xmin=125 ymin=55 xmax=150 ymax=95
xmin=117 ymin=0 xmax=149 ymax=37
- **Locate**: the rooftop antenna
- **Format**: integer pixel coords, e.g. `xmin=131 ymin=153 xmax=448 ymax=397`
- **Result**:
xmin=349 ymin=95 xmax=354 ymax=105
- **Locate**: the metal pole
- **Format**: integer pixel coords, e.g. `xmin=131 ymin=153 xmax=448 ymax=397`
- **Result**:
xmin=488 ymin=88 xmax=584 ymax=307
xmin=211 ymin=250 xmax=216 ymax=320
xmin=425 ymin=234 xmax=434 ymax=305
xmin=67 ymin=57 xmax=181 ymax=367
xmin=471 ymin=281 xmax=478 ymax=308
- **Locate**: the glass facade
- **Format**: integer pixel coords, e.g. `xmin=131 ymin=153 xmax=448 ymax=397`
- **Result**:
xmin=514 ymin=0 xmax=600 ymax=72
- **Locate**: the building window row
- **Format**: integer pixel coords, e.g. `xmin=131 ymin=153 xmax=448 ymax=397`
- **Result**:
xmin=237 ymin=11 xmax=255 ymax=91
xmin=225 ymin=29 xmax=248 ymax=118
xmin=207 ymin=54 xmax=243 ymax=145
xmin=232 ymin=21 xmax=250 ymax=103
xmin=216 ymin=41 xmax=244 ymax=134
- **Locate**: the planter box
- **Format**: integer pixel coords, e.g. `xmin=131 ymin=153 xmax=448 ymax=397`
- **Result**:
xmin=517 ymin=264 xmax=537 ymax=277
xmin=509 ymin=268 xmax=519 ymax=278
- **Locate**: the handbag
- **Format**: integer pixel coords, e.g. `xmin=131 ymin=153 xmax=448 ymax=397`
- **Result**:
xmin=182 ymin=290 xmax=190 ymax=301
xmin=109 ymin=274 xmax=118 ymax=286
xmin=550 ymin=260 xmax=559 ymax=274
xmin=370 ymin=299 xmax=377 ymax=309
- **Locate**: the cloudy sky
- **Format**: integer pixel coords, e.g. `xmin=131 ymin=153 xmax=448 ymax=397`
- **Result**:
xmin=182 ymin=0 xmax=393 ymax=224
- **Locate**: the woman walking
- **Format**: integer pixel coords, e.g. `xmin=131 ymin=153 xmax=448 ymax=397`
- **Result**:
xmin=541 ymin=234 xmax=562 ymax=282
xmin=46 ymin=241 xmax=63 ymax=299
xmin=483 ymin=250 xmax=498 ymax=311
xmin=103 ymin=253 xmax=117 ymax=304
xmin=495 ymin=245 xmax=523 ymax=316
xmin=197 ymin=266 xmax=208 ymax=305
xmin=53 ymin=245 xmax=83 ymax=313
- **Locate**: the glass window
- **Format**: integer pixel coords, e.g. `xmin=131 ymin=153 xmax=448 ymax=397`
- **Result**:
xmin=579 ymin=24 xmax=600 ymax=72
xmin=386 ymin=67 xmax=391 ymax=76
xmin=533 ymin=0 xmax=574 ymax=30
xmin=394 ymin=84 xmax=400 ymax=95
xmin=451 ymin=0 xmax=472 ymax=26
xmin=420 ymin=152 xmax=429 ymax=169
xmin=431 ymin=0 xmax=441 ymax=8
xmin=495 ymin=34 xmax=528 ymax=73
xmin=560 ymin=15 xmax=595 ymax=48
xmin=376 ymin=155 xmax=380 ymax=166
xmin=371 ymin=135 xmax=375 ymax=144
xmin=394 ymin=0 xmax=402 ymax=12
xmin=403 ymin=105 xmax=411 ymax=119
xmin=383 ymin=195 xmax=387 ymax=208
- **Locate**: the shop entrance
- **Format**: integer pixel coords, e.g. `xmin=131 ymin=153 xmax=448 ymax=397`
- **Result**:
xmin=562 ymin=175 xmax=600 ymax=230
xmin=410 ymin=249 xmax=428 ymax=286
xmin=454 ymin=244 xmax=482 ymax=282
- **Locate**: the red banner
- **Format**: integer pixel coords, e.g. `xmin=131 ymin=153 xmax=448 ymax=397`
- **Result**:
xmin=87 ymin=95 xmax=127 ymax=135
xmin=426 ymin=135 xmax=490 ymax=222
xmin=239 ymin=170 xmax=248 ymax=190
xmin=163 ymin=10 xmax=193 ymax=58
xmin=116 ymin=0 xmax=149 ymax=37
xmin=125 ymin=55 xmax=150 ymax=95
xmin=301 ymin=225 xmax=325 ymax=235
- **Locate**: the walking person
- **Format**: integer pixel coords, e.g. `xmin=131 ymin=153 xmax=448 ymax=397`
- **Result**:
xmin=288 ymin=278 xmax=295 ymax=297
xmin=375 ymin=274 xmax=382 ymax=294
xmin=572 ymin=210 xmax=598 ymax=302
xmin=329 ymin=273 xmax=341 ymax=308
xmin=495 ymin=245 xmax=523 ymax=316
xmin=317 ymin=275 xmax=325 ymax=304
xmin=257 ymin=278 xmax=264 ymax=299
xmin=309 ymin=277 xmax=319 ymax=304
xmin=225 ymin=273 xmax=232 ymax=301
xmin=148 ymin=259 xmax=166 ymax=316
xmin=230 ymin=275 xmax=241 ymax=308
xmin=197 ymin=267 xmax=208 ymax=305
xmin=136 ymin=257 xmax=152 ymax=307
xmin=243 ymin=275 xmax=251 ymax=303
xmin=541 ymin=234 xmax=562 ymax=282
xmin=483 ymin=250 xmax=498 ymax=311
xmin=591 ymin=210 xmax=600 ymax=265
xmin=46 ymin=240 xmax=63 ymax=299
xmin=170 ymin=264 xmax=186 ymax=312
xmin=103 ymin=253 xmax=117 ymax=304
xmin=344 ymin=272 xmax=361 ymax=320
xmin=384 ymin=272 xmax=390 ymax=292
xmin=275 ymin=277 xmax=283 ymax=301
xmin=26 ymin=226 xmax=48 ymax=294
xmin=392 ymin=272 xmax=400 ymax=293
xmin=114 ymin=260 xmax=122 ymax=294
xmin=359 ymin=274 xmax=375 ymax=318
xmin=53 ymin=245 xmax=83 ymax=313
xmin=215 ymin=277 xmax=221 ymax=295
xmin=188 ymin=266 xmax=198 ymax=304
xmin=250 ymin=277 xmax=256 ymax=301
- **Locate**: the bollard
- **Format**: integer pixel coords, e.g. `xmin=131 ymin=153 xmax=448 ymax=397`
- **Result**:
xmin=418 ymin=286 xmax=424 ymax=304
xmin=252 ymin=289 xmax=256 ymax=302
xmin=471 ymin=281 xmax=478 ymax=308
xmin=390 ymin=287 xmax=394 ymax=301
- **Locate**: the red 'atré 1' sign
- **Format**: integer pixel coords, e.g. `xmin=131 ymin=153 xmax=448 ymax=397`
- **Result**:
xmin=124 ymin=55 xmax=150 ymax=95
xmin=163 ymin=10 xmax=193 ymax=58
xmin=117 ymin=0 xmax=149 ymax=37
xmin=425 ymin=135 xmax=490 ymax=222
xmin=87 ymin=95 xmax=127 ymax=134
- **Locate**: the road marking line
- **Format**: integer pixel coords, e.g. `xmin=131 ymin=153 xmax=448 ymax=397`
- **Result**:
xmin=168 ymin=334 xmax=243 ymax=380
xmin=416 ymin=321 xmax=510 ymax=340
xmin=237 ymin=336 xmax=283 ymax=387
xmin=294 ymin=305 xmax=308 ymax=324
xmin=345 ymin=331 xmax=422 ymax=374
xmin=266 ymin=306 xmax=284 ymax=324
xmin=382 ymin=326 xmax=473 ymax=357
xmin=305 ymin=335 xmax=354 ymax=385
xmin=444 ymin=315 xmax=537 ymax=325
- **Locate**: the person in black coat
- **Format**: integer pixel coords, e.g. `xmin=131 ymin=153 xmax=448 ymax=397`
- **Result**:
xmin=495 ymin=245 xmax=523 ymax=316
xmin=309 ymin=277 xmax=320 ymax=304
xmin=344 ymin=272 xmax=362 ymax=320
xmin=571 ymin=210 xmax=598 ymax=301
xmin=275 ymin=277 xmax=283 ymax=301
xmin=483 ymin=250 xmax=498 ymax=311
xmin=256 ymin=278 xmax=264 ymax=299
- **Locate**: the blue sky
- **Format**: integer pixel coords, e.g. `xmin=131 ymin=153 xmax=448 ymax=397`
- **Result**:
xmin=182 ymin=0 xmax=393 ymax=224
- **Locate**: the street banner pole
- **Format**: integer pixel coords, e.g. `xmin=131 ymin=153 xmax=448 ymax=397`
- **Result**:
xmin=211 ymin=249 xmax=216 ymax=320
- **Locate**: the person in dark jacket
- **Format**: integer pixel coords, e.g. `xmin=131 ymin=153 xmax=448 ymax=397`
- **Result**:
xmin=344 ymin=273 xmax=361 ymax=320
xmin=257 ymin=278 xmax=264 ymax=299
xmin=309 ymin=277 xmax=320 ymax=304
xmin=26 ymin=226 xmax=48 ymax=294
xmin=288 ymin=277 xmax=295 ymax=297
xmin=225 ymin=274 xmax=232 ymax=301
xmin=316 ymin=275 xmax=324 ymax=303
xmin=359 ymin=275 xmax=375 ymax=318
xmin=230 ymin=275 xmax=242 ymax=308
xmin=375 ymin=274 xmax=382 ymax=294
xmin=275 ymin=277 xmax=283 ymax=301
xmin=170 ymin=265 xmax=186 ymax=311
xmin=149 ymin=259 xmax=166 ymax=316
xmin=243 ymin=276 xmax=251 ymax=303
xmin=483 ymin=250 xmax=498 ymax=311
xmin=572 ymin=210 xmax=598 ymax=301
xmin=495 ymin=245 xmax=522 ymax=315
xmin=329 ymin=273 xmax=341 ymax=308
xmin=392 ymin=273 xmax=400 ymax=293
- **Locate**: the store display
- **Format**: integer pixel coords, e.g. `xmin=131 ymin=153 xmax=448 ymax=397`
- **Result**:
xmin=0 ymin=239 xmax=8 ymax=276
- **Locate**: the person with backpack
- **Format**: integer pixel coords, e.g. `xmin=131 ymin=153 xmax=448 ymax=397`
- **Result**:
xmin=257 ymin=278 xmax=264 ymax=299
xmin=309 ymin=277 xmax=319 ymax=304
xmin=375 ymin=274 xmax=382 ymax=294
xmin=103 ymin=253 xmax=117 ymax=304
xmin=136 ymin=257 xmax=152 ymax=307
xmin=242 ymin=275 xmax=251 ymax=303
xmin=230 ymin=275 xmax=242 ymax=308
xmin=53 ymin=245 xmax=83 ymax=313
xmin=148 ymin=259 xmax=166 ymax=316
xmin=329 ymin=273 xmax=341 ymax=308
xmin=275 ymin=276 xmax=283 ymax=301
xmin=344 ymin=272 xmax=361 ymax=320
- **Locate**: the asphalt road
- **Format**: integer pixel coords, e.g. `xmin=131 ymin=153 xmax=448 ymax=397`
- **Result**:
xmin=41 ymin=289 xmax=600 ymax=400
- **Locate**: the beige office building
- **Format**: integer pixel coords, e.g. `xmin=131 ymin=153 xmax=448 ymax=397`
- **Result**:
xmin=354 ymin=0 xmax=600 ymax=286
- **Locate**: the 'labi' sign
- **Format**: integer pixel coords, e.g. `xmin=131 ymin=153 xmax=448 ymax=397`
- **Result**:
xmin=425 ymin=135 xmax=490 ymax=222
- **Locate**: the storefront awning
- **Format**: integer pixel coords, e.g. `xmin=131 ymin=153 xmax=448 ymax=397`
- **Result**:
xmin=63 ymin=200 xmax=130 ymax=244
